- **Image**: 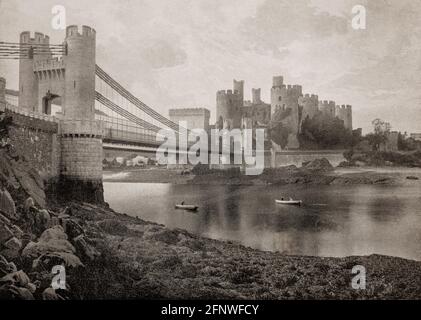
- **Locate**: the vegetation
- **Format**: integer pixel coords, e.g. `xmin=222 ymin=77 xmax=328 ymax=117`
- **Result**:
xmin=298 ymin=112 xmax=352 ymax=149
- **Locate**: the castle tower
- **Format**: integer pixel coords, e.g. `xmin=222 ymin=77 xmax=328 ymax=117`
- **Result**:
xmin=270 ymin=76 xmax=302 ymax=149
xmin=300 ymin=93 xmax=318 ymax=121
xmin=216 ymin=89 xmax=242 ymax=129
xmin=346 ymin=105 xmax=353 ymax=130
xmin=252 ymin=88 xmax=261 ymax=104
xmin=0 ymin=77 xmax=5 ymax=111
xmin=233 ymin=79 xmax=244 ymax=104
xmin=19 ymin=32 xmax=51 ymax=111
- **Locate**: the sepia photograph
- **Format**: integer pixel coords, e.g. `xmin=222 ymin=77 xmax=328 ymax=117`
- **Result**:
xmin=0 ymin=0 xmax=420 ymax=311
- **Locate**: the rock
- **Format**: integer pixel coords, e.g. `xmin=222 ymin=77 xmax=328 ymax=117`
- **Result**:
xmin=10 ymin=224 xmax=24 ymax=239
xmin=23 ymin=197 xmax=35 ymax=213
xmin=22 ymin=239 xmax=76 ymax=259
xmin=73 ymin=235 xmax=100 ymax=261
xmin=39 ymin=225 xmax=67 ymax=242
xmin=406 ymin=176 xmax=419 ymax=180
xmin=0 ymin=189 xmax=16 ymax=220
xmin=304 ymin=158 xmax=334 ymax=172
xmin=0 ymin=285 xmax=34 ymax=300
xmin=0 ymin=270 xmax=31 ymax=288
xmin=0 ymin=222 xmax=13 ymax=245
xmin=0 ymin=237 xmax=22 ymax=259
xmin=62 ymin=219 xmax=84 ymax=239
xmin=0 ymin=255 xmax=17 ymax=277
xmin=10 ymin=164 xmax=46 ymax=208
xmin=33 ymin=252 xmax=83 ymax=270
xmin=34 ymin=209 xmax=50 ymax=232
xmin=42 ymin=287 xmax=65 ymax=300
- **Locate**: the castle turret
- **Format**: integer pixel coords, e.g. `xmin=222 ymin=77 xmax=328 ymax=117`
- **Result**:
xmin=0 ymin=77 xmax=6 ymax=111
xmin=63 ymin=25 xmax=96 ymax=120
xmin=252 ymin=88 xmax=261 ymax=104
xmin=233 ymin=79 xmax=244 ymax=104
xmin=19 ymin=32 xmax=51 ymax=111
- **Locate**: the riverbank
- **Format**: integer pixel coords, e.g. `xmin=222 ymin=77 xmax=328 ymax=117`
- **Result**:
xmin=103 ymin=163 xmax=421 ymax=186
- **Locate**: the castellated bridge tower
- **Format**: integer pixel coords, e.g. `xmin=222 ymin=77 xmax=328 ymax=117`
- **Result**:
xmin=60 ymin=25 xmax=103 ymax=202
xmin=17 ymin=25 xmax=103 ymax=202
xmin=19 ymin=32 xmax=52 ymax=112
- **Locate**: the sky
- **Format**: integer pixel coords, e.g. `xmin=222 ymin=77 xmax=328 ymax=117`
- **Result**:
xmin=1 ymin=0 xmax=421 ymax=134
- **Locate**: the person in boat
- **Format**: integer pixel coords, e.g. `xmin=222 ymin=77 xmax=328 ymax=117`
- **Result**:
xmin=181 ymin=201 xmax=184 ymax=205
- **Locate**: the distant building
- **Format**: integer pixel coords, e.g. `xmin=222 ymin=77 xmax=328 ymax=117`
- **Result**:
xmin=169 ymin=108 xmax=210 ymax=131
xmin=410 ymin=133 xmax=421 ymax=141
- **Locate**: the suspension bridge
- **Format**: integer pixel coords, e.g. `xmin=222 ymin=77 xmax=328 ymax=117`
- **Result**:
xmin=0 ymin=26 xmax=188 ymax=156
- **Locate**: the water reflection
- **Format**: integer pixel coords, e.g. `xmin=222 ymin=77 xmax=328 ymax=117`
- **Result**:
xmin=104 ymin=182 xmax=421 ymax=261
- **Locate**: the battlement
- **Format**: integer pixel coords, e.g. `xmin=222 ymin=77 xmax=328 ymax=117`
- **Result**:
xmin=217 ymin=89 xmax=241 ymax=97
xmin=20 ymin=31 xmax=50 ymax=44
xmin=303 ymin=93 xmax=318 ymax=101
xmin=33 ymin=57 xmax=65 ymax=72
xmin=66 ymin=25 xmax=96 ymax=39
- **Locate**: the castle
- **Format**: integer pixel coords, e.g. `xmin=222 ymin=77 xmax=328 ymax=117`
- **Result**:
xmin=216 ymin=76 xmax=353 ymax=149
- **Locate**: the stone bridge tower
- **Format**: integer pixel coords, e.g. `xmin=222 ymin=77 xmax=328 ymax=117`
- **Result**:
xmin=18 ymin=25 xmax=103 ymax=202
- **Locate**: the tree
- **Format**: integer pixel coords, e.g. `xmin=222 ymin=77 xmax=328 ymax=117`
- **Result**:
xmin=366 ymin=118 xmax=391 ymax=151
xmin=298 ymin=112 xmax=352 ymax=149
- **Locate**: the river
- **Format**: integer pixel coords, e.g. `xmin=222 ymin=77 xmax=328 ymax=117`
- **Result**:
xmin=104 ymin=182 xmax=421 ymax=261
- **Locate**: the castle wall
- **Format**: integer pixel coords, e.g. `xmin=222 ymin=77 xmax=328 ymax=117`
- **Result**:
xmin=169 ymin=108 xmax=210 ymax=131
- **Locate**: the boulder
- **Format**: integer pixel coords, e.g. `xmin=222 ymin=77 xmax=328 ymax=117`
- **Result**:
xmin=0 ymin=285 xmax=34 ymax=300
xmin=0 ymin=254 xmax=17 ymax=277
xmin=10 ymin=224 xmax=24 ymax=239
xmin=0 ymin=189 xmax=16 ymax=220
xmin=39 ymin=225 xmax=67 ymax=242
xmin=22 ymin=226 xmax=76 ymax=259
xmin=33 ymin=252 xmax=83 ymax=270
xmin=23 ymin=197 xmax=35 ymax=213
xmin=42 ymin=287 xmax=65 ymax=300
xmin=0 ymin=270 xmax=30 ymax=287
xmin=0 ymin=237 xmax=22 ymax=259
xmin=0 ymin=222 xmax=13 ymax=245
xmin=34 ymin=209 xmax=51 ymax=233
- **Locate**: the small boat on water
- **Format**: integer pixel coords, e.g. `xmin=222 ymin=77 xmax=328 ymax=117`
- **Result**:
xmin=275 ymin=198 xmax=302 ymax=206
xmin=175 ymin=202 xmax=198 ymax=211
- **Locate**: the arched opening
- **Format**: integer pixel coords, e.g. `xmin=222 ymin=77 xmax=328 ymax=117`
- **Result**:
xmin=42 ymin=90 xmax=61 ymax=115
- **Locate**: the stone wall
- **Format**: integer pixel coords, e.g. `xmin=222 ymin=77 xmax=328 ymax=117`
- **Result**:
xmin=5 ymin=111 xmax=60 ymax=181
